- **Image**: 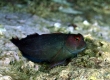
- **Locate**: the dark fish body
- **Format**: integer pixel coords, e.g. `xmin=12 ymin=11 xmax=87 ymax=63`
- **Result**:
xmin=11 ymin=33 xmax=86 ymax=66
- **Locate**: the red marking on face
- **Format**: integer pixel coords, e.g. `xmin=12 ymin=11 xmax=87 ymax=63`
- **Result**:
xmin=65 ymin=34 xmax=85 ymax=49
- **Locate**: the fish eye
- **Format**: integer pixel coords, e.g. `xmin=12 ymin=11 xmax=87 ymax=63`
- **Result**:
xmin=75 ymin=37 xmax=80 ymax=41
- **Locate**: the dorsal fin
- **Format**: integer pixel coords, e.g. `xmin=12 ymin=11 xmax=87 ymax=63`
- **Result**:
xmin=26 ymin=33 xmax=39 ymax=38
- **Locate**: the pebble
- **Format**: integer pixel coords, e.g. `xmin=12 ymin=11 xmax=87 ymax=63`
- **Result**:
xmin=0 ymin=58 xmax=10 ymax=66
xmin=0 ymin=75 xmax=12 ymax=80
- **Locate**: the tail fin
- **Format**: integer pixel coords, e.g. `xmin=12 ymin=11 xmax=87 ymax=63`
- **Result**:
xmin=10 ymin=37 xmax=20 ymax=47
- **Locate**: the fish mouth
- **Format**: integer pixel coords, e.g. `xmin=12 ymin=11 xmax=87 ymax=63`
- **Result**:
xmin=64 ymin=42 xmax=86 ymax=54
xmin=72 ymin=45 xmax=86 ymax=54
xmin=79 ymin=46 xmax=86 ymax=51
xmin=65 ymin=45 xmax=86 ymax=55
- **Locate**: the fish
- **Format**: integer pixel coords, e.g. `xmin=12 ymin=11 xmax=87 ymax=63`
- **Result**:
xmin=10 ymin=33 xmax=86 ymax=67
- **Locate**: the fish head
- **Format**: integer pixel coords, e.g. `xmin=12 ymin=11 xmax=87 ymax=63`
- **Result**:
xmin=65 ymin=33 xmax=86 ymax=54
